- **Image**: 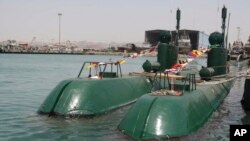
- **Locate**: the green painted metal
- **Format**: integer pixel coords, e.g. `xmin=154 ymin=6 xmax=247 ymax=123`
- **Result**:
xmin=142 ymin=60 xmax=151 ymax=72
xmin=118 ymin=77 xmax=235 ymax=140
xmin=38 ymin=76 xmax=151 ymax=116
xmin=199 ymin=67 xmax=215 ymax=80
xmin=37 ymin=79 xmax=73 ymax=114
xmin=207 ymin=47 xmax=227 ymax=75
xmin=221 ymin=6 xmax=227 ymax=43
xmin=118 ymin=6 xmax=232 ymax=140
xmin=207 ymin=31 xmax=227 ymax=76
xmin=159 ymin=31 xmax=171 ymax=44
xmin=208 ymin=32 xmax=223 ymax=46
xmin=99 ymin=72 xmax=117 ymax=78
xmin=176 ymin=9 xmax=181 ymax=29
xmin=142 ymin=60 xmax=160 ymax=73
xmin=157 ymin=43 xmax=178 ymax=71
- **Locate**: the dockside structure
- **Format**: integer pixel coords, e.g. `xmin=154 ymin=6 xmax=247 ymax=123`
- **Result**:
xmin=145 ymin=29 xmax=209 ymax=50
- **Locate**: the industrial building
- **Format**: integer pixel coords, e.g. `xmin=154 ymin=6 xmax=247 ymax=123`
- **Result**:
xmin=145 ymin=29 xmax=209 ymax=50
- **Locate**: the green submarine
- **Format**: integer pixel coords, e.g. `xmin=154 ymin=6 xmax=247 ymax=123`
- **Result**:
xmin=38 ymin=6 xmax=235 ymax=140
xmin=118 ymin=6 xmax=235 ymax=139
xmin=118 ymin=7 xmax=235 ymax=140
xmin=38 ymin=60 xmax=152 ymax=116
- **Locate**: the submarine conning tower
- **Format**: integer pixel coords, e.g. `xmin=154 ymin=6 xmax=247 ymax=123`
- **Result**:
xmin=200 ymin=6 xmax=228 ymax=79
xmin=157 ymin=8 xmax=180 ymax=71
xmin=157 ymin=32 xmax=178 ymax=71
xmin=207 ymin=32 xmax=227 ymax=76
xmin=142 ymin=31 xmax=178 ymax=72
xmin=143 ymin=9 xmax=180 ymax=72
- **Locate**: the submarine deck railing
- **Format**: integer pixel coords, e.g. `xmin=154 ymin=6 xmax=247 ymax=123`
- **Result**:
xmin=149 ymin=71 xmax=196 ymax=92
xmin=77 ymin=61 xmax=123 ymax=78
xmin=130 ymin=72 xmax=197 ymax=91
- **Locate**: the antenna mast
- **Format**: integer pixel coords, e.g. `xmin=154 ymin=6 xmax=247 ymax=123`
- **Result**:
xmin=221 ymin=6 xmax=227 ymax=47
xmin=175 ymin=8 xmax=181 ymax=46
xmin=237 ymin=27 xmax=241 ymax=42
xmin=225 ymin=13 xmax=230 ymax=49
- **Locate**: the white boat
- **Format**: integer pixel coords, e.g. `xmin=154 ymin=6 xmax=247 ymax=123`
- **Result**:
xmin=229 ymin=40 xmax=247 ymax=61
xmin=178 ymin=31 xmax=191 ymax=54
xmin=244 ymin=36 xmax=250 ymax=55
xmin=229 ymin=28 xmax=248 ymax=61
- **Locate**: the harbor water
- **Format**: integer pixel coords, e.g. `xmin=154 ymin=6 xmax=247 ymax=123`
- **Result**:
xmin=0 ymin=54 xmax=249 ymax=141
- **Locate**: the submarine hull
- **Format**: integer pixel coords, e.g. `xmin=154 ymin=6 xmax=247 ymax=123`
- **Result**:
xmin=38 ymin=76 xmax=151 ymax=116
xmin=118 ymin=77 xmax=235 ymax=139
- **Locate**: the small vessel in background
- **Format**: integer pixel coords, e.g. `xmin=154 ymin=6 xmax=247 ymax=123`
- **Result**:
xmin=118 ymin=6 xmax=235 ymax=140
xmin=229 ymin=27 xmax=248 ymax=61
xmin=244 ymin=36 xmax=250 ymax=56
xmin=178 ymin=30 xmax=191 ymax=54
xmin=229 ymin=41 xmax=247 ymax=61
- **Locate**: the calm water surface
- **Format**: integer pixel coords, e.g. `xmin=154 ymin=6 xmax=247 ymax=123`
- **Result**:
xmin=0 ymin=54 xmax=249 ymax=141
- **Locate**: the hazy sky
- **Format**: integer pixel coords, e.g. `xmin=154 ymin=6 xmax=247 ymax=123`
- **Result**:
xmin=0 ymin=0 xmax=249 ymax=44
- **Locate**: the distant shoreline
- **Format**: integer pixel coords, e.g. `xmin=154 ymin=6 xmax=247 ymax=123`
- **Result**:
xmin=0 ymin=51 xmax=83 ymax=55
xmin=0 ymin=51 xmax=157 ymax=57
xmin=0 ymin=51 xmax=198 ymax=58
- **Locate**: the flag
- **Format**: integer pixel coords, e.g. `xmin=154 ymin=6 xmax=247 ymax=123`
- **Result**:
xmin=149 ymin=46 xmax=156 ymax=52
xmin=117 ymin=59 xmax=126 ymax=64
xmin=86 ymin=62 xmax=98 ymax=69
